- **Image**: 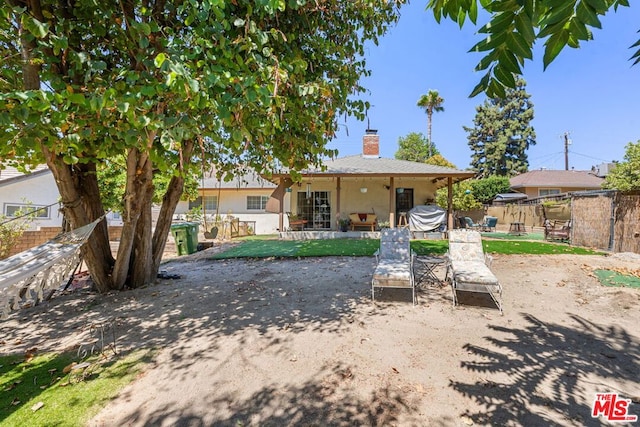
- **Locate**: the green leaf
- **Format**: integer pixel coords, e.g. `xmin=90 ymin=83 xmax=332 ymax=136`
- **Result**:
xmin=514 ymin=13 xmax=535 ymax=43
xmin=505 ymin=32 xmax=533 ymax=59
xmin=585 ymin=0 xmax=608 ymax=13
xmin=154 ymin=53 xmax=166 ymax=68
xmin=568 ymin=18 xmax=592 ymax=41
xmin=68 ymin=93 xmax=86 ymax=104
xmin=469 ymin=72 xmax=491 ymax=97
xmin=539 ymin=1 xmax=576 ymax=28
xmin=494 ymin=65 xmax=516 ymax=87
xmin=576 ymin=1 xmax=602 ymax=28
xmin=22 ymin=16 xmax=49 ymax=38
xmin=543 ymin=30 xmax=570 ymax=69
xmin=498 ymin=49 xmax=523 ymax=75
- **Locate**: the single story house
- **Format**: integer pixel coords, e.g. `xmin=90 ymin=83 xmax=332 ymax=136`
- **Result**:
xmin=265 ymin=129 xmax=475 ymax=231
xmin=176 ymin=169 xmax=285 ymax=235
xmin=0 ymin=165 xmax=123 ymax=229
xmin=509 ymin=169 xmax=605 ymax=199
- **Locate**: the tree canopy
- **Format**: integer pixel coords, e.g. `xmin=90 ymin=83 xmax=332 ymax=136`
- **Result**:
xmin=395 ymin=132 xmax=439 ymax=163
xmin=602 ymin=141 xmax=640 ymax=190
xmin=426 ymin=0 xmax=635 ymax=97
xmin=469 ymin=176 xmax=512 ymax=204
xmin=464 ymin=78 xmax=536 ymax=178
xmin=0 ymin=0 xmax=404 ymax=291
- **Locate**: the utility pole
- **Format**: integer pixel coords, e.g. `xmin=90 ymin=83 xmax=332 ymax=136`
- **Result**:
xmin=564 ymin=132 xmax=571 ymax=170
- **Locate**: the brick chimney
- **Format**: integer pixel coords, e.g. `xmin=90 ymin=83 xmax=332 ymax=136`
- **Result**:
xmin=362 ymin=129 xmax=379 ymax=158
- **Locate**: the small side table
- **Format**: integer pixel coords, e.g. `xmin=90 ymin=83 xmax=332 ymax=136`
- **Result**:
xmin=414 ymin=256 xmax=445 ymax=288
xmin=398 ymin=212 xmax=408 ymax=228
xmin=509 ymin=222 xmax=527 ymax=235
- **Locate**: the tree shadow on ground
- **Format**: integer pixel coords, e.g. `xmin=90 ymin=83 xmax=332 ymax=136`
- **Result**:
xmin=1 ymin=257 xmax=383 ymax=382
xmin=452 ymin=313 xmax=640 ymax=426
xmin=120 ymin=363 xmax=419 ymax=427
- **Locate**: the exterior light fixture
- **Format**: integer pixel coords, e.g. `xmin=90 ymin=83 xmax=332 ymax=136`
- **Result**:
xmin=360 ymin=187 xmax=368 ymax=193
xmin=306 ymin=183 xmax=312 ymax=198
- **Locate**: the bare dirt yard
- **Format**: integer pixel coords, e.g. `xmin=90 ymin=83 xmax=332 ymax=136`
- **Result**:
xmin=1 ymin=247 xmax=639 ymax=426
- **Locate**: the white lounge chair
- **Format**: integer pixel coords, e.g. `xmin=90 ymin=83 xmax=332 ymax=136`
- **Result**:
xmin=372 ymin=228 xmax=415 ymax=304
xmin=446 ymin=229 xmax=502 ymax=314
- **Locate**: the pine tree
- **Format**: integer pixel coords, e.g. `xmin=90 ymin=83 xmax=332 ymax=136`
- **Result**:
xmin=464 ymin=78 xmax=536 ymax=177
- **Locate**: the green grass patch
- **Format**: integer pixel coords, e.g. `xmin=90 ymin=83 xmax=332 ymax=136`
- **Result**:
xmin=211 ymin=238 xmax=380 ymax=259
xmin=482 ymin=240 xmax=603 ymax=255
xmin=593 ymin=269 xmax=640 ymax=289
xmin=0 ymin=350 xmax=151 ymax=426
xmin=210 ymin=237 xmax=602 ymax=259
xmin=482 ymin=231 xmax=546 ymax=241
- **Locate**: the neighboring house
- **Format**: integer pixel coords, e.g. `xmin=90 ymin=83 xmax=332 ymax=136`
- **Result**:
xmin=265 ymin=129 xmax=475 ymax=231
xmin=0 ymin=166 xmax=64 ymax=229
xmin=0 ymin=166 xmax=123 ymax=229
xmin=509 ymin=169 xmax=605 ymax=199
xmin=175 ymin=169 xmax=285 ymax=235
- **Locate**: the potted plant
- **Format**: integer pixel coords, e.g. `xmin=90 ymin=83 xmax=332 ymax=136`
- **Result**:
xmin=338 ymin=217 xmax=350 ymax=232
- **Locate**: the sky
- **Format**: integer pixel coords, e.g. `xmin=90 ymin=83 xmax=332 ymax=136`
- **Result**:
xmin=327 ymin=2 xmax=640 ymax=172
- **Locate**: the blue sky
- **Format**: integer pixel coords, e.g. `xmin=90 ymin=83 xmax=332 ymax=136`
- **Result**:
xmin=328 ymin=2 xmax=640 ymax=172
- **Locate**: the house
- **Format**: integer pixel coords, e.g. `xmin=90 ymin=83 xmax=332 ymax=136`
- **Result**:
xmin=0 ymin=165 xmax=123 ymax=229
xmin=0 ymin=166 xmax=64 ymax=229
xmin=175 ymin=169 xmax=284 ymax=235
xmin=265 ymin=129 xmax=475 ymax=231
xmin=509 ymin=169 xmax=605 ymax=199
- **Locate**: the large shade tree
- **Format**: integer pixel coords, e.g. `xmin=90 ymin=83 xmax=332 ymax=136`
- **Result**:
xmin=416 ymin=89 xmax=444 ymax=157
xmin=0 ymin=0 xmax=404 ymax=291
xmin=464 ymin=78 xmax=536 ymax=177
xmin=426 ymin=0 xmax=635 ymax=97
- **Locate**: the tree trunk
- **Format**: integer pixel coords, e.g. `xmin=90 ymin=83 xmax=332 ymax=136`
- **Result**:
xmin=152 ymin=140 xmax=196 ymax=274
xmin=129 ymin=158 xmax=155 ymax=287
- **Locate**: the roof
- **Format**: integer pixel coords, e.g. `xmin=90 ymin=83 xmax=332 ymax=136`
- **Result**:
xmin=270 ymin=155 xmax=474 ymax=186
xmin=200 ymin=169 xmax=275 ymax=190
xmin=0 ymin=166 xmax=51 ymax=187
xmin=494 ymin=193 xmax=528 ymax=201
xmin=510 ymin=169 xmax=604 ymax=189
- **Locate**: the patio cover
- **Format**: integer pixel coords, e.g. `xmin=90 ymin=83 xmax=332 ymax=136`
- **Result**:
xmin=408 ymin=205 xmax=446 ymax=232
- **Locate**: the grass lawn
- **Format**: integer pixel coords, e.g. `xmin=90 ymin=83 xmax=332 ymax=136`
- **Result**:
xmin=593 ymin=269 xmax=640 ymax=289
xmin=0 ymin=350 xmax=151 ymax=427
xmin=211 ymin=237 xmax=603 ymax=259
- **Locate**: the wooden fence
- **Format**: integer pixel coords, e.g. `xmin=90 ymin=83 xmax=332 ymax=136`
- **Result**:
xmin=571 ymin=190 xmax=640 ymax=252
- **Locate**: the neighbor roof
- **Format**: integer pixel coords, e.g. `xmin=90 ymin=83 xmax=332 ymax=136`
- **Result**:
xmin=199 ymin=168 xmax=275 ymax=190
xmin=0 ymin=166 xmax=51 ymax=187
xmin=510 ymin=170 xmax=604 ymax=189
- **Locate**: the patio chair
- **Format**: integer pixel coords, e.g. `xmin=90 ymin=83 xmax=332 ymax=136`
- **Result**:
xmin=480 ymin=216 xmax=498 ymax=232
xmin=464 ymin=217 xmax=481 ymax=230
xmin=445 ymin=229 xmax=502 ymax=314
xmin=372 ymin=228 xmax=415 ymax=304
xmin=544 ymin=219 xmax=571 ymax=242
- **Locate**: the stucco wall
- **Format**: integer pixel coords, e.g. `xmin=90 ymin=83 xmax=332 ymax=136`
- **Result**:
xmin=0 ymin=171 xmax=63 ymax=228
xmin=177 ymin=189 xmax=289 ymax=234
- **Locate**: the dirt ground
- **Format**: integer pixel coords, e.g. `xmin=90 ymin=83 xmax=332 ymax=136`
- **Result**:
xmin=1 ymin=244 xmax=639 ymax=426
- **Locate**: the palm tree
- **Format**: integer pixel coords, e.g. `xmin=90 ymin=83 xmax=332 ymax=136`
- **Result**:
xmin=417 ymin=90 xmax=445 ymax=158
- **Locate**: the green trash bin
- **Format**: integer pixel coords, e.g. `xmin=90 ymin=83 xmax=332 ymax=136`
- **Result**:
xmin=171 ymin=222 xmax=199 ymax=255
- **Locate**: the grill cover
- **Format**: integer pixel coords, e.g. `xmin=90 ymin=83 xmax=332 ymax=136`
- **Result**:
xmin=408 ymin=205 xmax=446 ymax=232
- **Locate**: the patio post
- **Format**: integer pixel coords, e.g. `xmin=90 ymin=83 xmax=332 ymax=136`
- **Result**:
xmin=389 ymin=177 xmax=395 ymax=228
xmin=447 ymin=177 xmax=453 ymax=230
xmin=336 ymin=177 xmax=341 ymax=229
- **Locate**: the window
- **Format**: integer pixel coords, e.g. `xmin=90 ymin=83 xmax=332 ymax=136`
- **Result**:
xmin=203 ymin=195 xmax=217 ymax=211
xmin=247 ymin=195 xmax=268 ymax=210
xmin=189 ymin=195 xmax=218 ymax=211
xmin=538 ymin=188 xmax=561 ymax=197
xmin=4 ymin=204 xmax=50 ymax=218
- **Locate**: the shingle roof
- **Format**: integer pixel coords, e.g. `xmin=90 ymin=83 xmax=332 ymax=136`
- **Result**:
xmin=279 ymin=155 xmax=474 ymax=178
xmin=510 ymin=170 xmax=604 ymax=189
xmin=0 ymin=166 xmax=50 ymax=187
xmin=200 ymin=169 xmax=275 ymax=190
